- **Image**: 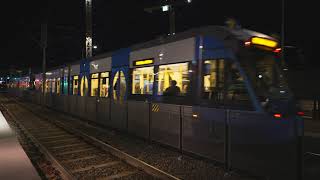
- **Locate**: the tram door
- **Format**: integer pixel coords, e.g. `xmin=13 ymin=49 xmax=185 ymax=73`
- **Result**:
xmin=110 ymin=68 xmax=128 ymax=130
xmin=79 ymin=75 xmax=89 ymax=118
xmin=80 ymin=75 xmax=88 ymax=96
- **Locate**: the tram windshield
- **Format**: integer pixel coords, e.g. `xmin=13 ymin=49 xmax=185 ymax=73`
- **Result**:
xmin=239 ymin=49 xmax=291 ymax=103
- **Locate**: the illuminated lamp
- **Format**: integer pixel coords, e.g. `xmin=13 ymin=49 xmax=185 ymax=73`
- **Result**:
xmin=251 ymin=37 xmax=278 ymax=48
xmin=162 ymin=5 xmax=169 ymax=12
xmin=297 ymin=111 xmax=305 ymax=116
xmin=273 ymin=113 xmax=282 ymax=118
xmin=244 ymin=41 xmax=251 ymax=46
xmin=273 ymin=48 xmax=282 ymax=53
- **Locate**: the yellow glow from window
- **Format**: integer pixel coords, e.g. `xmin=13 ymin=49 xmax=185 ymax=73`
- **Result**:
xmin=100 ymin=72 xmax=109 ymax=78
xmin=57 ymin=78 xmax=61 ymax=94
xmin=100 ymin=72 xmax=109 ymax=97
xmin=204 ymin=60 xmax=211 ymax=64
xmin=73 ymin=75 xmax=78 ymax=95
xmin=91 ymin=79 xmax=98 ymax=96
xmin=132 ymin=67 xmax=154 ymax=95
xmin=134 ymin=59 xmax=154 ymax=66
xmin=52 ymin=79 xmax=56 ymax=93
xmin=158 ymin=62 xmax=189 ymax=95
xmin=251 ymin=37 xmax=278 ymax=48
xmin=80 ymin=76 xmax=88 ymax=96
xmin=113 ymin=72 xmax=119 ymax=100
xmin=91 ymin=73 xmax=99 ymax=79
xmin=119 ymin=71 xmax=126 ymax=102
xmin=203 ymin=59 xmax=225 ymax=100
xmin=45 ymin=79 xmax=50 ymax=93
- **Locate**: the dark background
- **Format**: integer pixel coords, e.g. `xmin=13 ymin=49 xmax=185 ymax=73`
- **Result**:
xmin=1 ymin=0 xmax=319 ymax=75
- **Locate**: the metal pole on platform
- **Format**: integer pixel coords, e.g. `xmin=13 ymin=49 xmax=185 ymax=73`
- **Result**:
xmin=41 ymin=23 xmax=47 ymax=106
xmin=281 ymin=0 xmax=285 ymax=67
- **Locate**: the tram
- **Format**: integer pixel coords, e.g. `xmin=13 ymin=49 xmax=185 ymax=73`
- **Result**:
xmin=15 ymin=25 xmax=302 ymax=180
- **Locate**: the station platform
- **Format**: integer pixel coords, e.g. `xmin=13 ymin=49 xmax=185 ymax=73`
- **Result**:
xmin=0 ymin=111 xmax=40 ymax=180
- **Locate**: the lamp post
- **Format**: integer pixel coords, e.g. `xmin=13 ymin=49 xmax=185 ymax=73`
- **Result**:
xmin=281 ymin=0 xmax=285 ymax=68
xmin=145 ymin=0 xmax=192 ymax=36
xmin=85 ymin=0 xmax=93 ymax=58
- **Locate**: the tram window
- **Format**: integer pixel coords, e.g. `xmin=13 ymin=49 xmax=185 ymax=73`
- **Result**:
xmin=56 ymin=78 xmax=61 ymax=94
xmin=203 ymin=59 xmax=225 ymax=102
xmin=225 ymin=63 xmax=252 ymax=108
xmin=239 ymin=49 xmax=290 ymax=102
xmin=132 ymin=66 xmax=154 ymax=95
xmin=90 ymin=73 xmax=99 ymax=96
xmin=51 ymin=79 xmax=56 ymax=93
xmin=157 ymin=62 xmax=189 ymax=96
xmin=63 ymin=76 xmax=68 ymax=95
xmin=45 ymin=80 xmax=50 ymax=93
xmin=99 ymin=72 xmax=109 ymax=97
xmin=73 ymin=75 xmax=78 ymax=95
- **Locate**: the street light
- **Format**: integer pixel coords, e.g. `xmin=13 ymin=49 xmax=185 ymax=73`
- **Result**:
xmin=144 ymin=0 xmax=192 ymax=36
xmin=162 ymin=5 xmax=169 ymax=12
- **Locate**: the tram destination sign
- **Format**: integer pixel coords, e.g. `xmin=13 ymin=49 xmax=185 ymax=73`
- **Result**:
xmin=133 ymin=58 xmax=154 ymax=66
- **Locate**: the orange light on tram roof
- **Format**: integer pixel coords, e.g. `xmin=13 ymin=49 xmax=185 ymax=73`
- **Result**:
xmin=250 ymin=37 xmax=278 ymax=48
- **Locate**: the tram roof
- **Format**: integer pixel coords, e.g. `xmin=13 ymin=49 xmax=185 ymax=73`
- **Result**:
xmin=93 ymin=25 xmax=277 ymax=60
xmin=39 ymin=26 xmax=276 ymax=74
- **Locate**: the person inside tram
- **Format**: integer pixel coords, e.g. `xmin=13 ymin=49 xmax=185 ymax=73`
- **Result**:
xmin=226 ymin=67 xmax=247 ymax=101
xmin=164 ymin=80 xmax=181 ymax=96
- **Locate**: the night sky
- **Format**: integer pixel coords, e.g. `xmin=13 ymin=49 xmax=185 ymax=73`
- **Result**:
xmin=2 ymin=0 xmax=319 ymax=75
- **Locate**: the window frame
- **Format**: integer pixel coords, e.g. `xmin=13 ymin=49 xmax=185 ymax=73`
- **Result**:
xmin=201 ymin=59 xmax=226 ymax=107
xmin=72 ymin=75 xmax=79 ymax=95
xmin=90 ymin=73 xmax=99 ymax=97
xmin=131 ymin=65 xmax=155 ymax=96
xmin=156 ymin=61 xmax=190 ymax=96
xmin=99 ymin=71 xmax=110 ymax=98
xmin=56 ymin=77 xmax=61 ymax=95
xmin=200 ymin=58 xmax=254 ymax=110
xmin=153 ymin=61 xmax=193 ymax=105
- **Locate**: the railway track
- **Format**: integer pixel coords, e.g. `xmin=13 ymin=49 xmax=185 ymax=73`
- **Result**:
xmin=0 ymin=96 xmax=179 ymax=180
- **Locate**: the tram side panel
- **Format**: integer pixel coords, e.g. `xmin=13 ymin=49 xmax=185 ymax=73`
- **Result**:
xmin=77 ymin=96 xmax=87 ymax=119
xmin=86 ymin=96 xmax=97 ymax=122
xmin=229 ymin=110 xmax=298 ymax=180
xmin=150 ymin=103 xmax=181 ymax=148
xmin=57 ymin=95 xmax=64 ymax=112
xmin=182 ymin=106 xmax=226 ymax=163
xmin=97 ymin=97 xmax=110 ymax=126
xmin=69 ymin=95 xmax=78 ymax=116
xmin=127 ymin=100 xmax=150 ymax=139
xmin=63 ymin=95 xmax=69 ymax=113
